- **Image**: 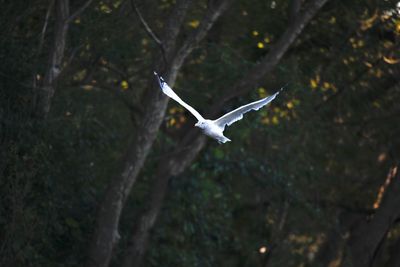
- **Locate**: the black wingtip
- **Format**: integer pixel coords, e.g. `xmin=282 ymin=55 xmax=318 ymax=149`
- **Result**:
xmin=280 ymin=82 xmax=290 ymax=92
xmin=275 ymin=82 xmax=289 ymax=95
xmin=153 ymin=71 xmax=165 ymax=88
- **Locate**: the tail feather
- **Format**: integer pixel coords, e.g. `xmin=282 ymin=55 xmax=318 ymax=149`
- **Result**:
xmin=217 ymin=136 xmax=231 ymax=144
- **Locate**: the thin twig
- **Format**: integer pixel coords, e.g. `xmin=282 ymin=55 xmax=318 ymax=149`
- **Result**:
xmin=130 ymin=0 xmax=167 ymax=66
xmin=65 ymin=44 xmax=84 ymax=68
xmin=171 ymin=0 xmax=232 ymax=71
xmin=66 ymin=0 xmax=94 ymax=24
xmin=208 ymin=0 xmax=329 ymax=116
xmin=38 ymin=0 xmax=55 ymax=56
xmin=90 ymin=84 xmax=143 ymax=114
xmin=54 ymin=44 xmax=85 ymax=81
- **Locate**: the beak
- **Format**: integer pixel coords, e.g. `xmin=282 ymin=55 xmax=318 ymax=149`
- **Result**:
xmin=195 ymin=122 xmax=199 ymax=127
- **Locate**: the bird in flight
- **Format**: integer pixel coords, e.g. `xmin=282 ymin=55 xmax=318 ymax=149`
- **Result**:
xmin=154 ymin=72 xmax=284 ymax=144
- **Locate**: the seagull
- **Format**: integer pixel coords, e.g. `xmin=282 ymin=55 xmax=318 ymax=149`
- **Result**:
xmin=154 ymin=72 xmax=284 ymax=144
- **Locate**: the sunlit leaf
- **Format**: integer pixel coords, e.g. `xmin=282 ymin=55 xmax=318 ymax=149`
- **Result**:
xmin=81 ymin=85 xmax=93 ymax=91
xmin=141 ymin=38 xmax=149 ymax=46
xmin=100 ymin=3 xmax=112 ymax=14
xmin=188 ymin=20 xmax=200 ymax=28
xmin=364 ymin=61 xmax=373 ymax=68
xmin=168 ymin=118 xmax=176 ymax=127
xmin=272 ymin=116 xmax=279 ymax=125
xmin=383 ymin=56 xmax=400 ymax=64
xmin=261 ymin=117 xmax=270 ymax=125
xmin=396 ymin=20 xmax=400 ymax=34
xmin=121 ymin=80 xmax=129 ymax=90
xmin=323 ymin=82 xmax=330 ymax=90
xmin=73 ymin=69 xmax=87 ymax=81
xmin=360 ymin=10 xmax=378 ymax=31
xmin=258 ymin=87 xmax=266 ymax=98
xmin=310 ymin=79 xmax=318 ymax=89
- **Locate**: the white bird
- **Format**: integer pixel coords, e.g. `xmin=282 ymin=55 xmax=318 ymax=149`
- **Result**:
xmin=154 ymin=72 xmax=284 ymax=144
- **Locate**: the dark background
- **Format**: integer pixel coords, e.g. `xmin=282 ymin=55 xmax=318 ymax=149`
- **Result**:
xmin=1 ymin=0 xmax=399 ymax=266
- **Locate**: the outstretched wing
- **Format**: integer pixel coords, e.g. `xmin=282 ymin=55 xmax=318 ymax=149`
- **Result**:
xmin=154 ymin=72 xmax=205 ymax=122
xmin=214 ymin=89 xmax=282 ymax=129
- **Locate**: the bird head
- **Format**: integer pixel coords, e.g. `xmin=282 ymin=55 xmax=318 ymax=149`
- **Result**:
xmin=195 ymin=121 xmax=204 ymax=128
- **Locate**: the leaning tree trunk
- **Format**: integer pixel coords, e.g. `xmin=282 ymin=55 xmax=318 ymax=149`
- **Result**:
xmin=34 ymin=0 xmax=93 ymax=118
xmin=385 ymin=236 xmax=400 ymax=267
xmin=121 ymin=1 xmax=330 ymax=266
xmin=122 ymin=133 xmax=207 ymax=267
xmin=86 ymin=1 xmax=233 ymax=266
xmin=34 ymin=0 xmax=69 ymax=118
xmin=347 ymin=166 xmax=400 ymax=267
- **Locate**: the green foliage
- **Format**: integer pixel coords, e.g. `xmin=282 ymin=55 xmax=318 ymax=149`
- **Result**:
xmin=1 ymin=0 xmax=400 ymax=266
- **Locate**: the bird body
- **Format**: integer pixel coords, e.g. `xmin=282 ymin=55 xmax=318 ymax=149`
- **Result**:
xmin=154 ymin=72 xmax=283 ymax=144
xmin=195 ymin=119 xmax=231 ymax=144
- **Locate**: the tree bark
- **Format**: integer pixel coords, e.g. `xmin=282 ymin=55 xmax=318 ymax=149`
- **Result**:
xmin=121 ymin=133 xmax=206 ymax=267
xmin=263 ymin=201 xmax=289 ymax=267
xmin=34 ymin=0 xmax=69 ymax=118
xmin=120 ymin=1 xmax=329 ymax=265
xmin=312 ymin=229 xmax=342 ymax=267
xmin=85 ymin=1 xmax=235 ymax=266
xmin=34 ymin=0 xmax=93 ymax=118
xmin=385 ymin=236 xmax=400 ymax=267
xmin=347 ymin=167 xmax=400 ymax=267
xmin=211 ymin=0 xmax=329 ymax=111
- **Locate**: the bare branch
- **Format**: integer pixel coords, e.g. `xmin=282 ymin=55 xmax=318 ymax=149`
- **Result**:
xmin=86 ymin=1 xmax=227 ymax=266
xmin=210 ymin=0 xmax=329 ymax=115
xmin=161 ymin=0 xmax=194 ymax=54
xmin=90 ymin=84 xmax=143 ymax=114
xmin=130 ymin=0 xmax=167 ymax=66
xmin=121 ymin=135 xmax=206 ymax=267
xmin=348 ymin=166 xmax=400 ymax=267
xmin=38 ymin=0 xmax=55 ymax=56
xmin=116 ymin=3 xmax=331 ymax=265
xmin=34 ymin=0 xmax=70 ymax=118
xmin=66 ymin=0 xmax=94 ymax=24
xmin=169 ymin=0 xmax=233 ymax=74
xmin=314 ymin=43 xmax=400 ymax=110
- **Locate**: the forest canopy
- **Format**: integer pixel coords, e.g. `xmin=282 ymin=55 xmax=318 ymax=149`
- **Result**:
xmin=1 ymin=0 xmax=399 ymax=267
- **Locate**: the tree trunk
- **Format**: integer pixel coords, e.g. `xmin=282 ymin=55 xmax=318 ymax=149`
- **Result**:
xmin=85 ymin=1 xmax=234 ymax=266
xmin=120 ymin=2 xmax=330 ymax=265
xmin=211 ymin=0 xmax=330 ymax=109
xmin=34 ymin=0 xmax=93 ymax=118
xmin=347 ymin=167 xmax=400 ymax=267
xmin=85 ymin=62 xmax=178 ymax=267
xmin=385 ymin=236 xmax=400 ymax=267
xmin=34 ymin=0 xmax=69 ymax=118
xmin=121 ymin=133 xmax=206 ymax=267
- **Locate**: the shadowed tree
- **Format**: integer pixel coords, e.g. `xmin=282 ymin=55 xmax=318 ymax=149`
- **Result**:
xmin=119 ymin=1 xmax=330 ymax=266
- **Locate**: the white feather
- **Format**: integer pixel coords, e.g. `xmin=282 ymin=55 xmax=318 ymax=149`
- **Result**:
xmin=154 ymin=72 xmax=204 ymax=122
xmin=213 ymin=91 xmax=280 ymax=129
xmin=154 ymin=71 xmax=283 ymax=144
